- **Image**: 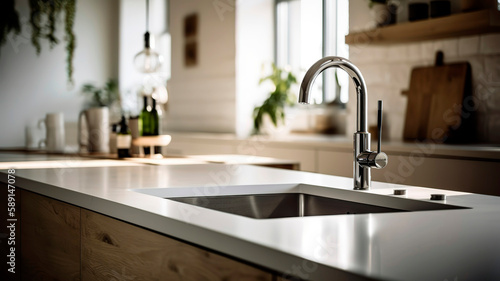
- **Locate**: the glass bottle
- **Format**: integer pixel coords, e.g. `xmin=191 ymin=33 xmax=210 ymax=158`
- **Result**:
xmin=139 ymin=95 xmax=161 ymax=155
xmin=150 ymin=97 xmax=161 ymax=154
xmin=139 ymin=95 xmax=152 ymax=155
xmin=151 ymin=97 xmax=159 ymax=135
xmin=117 ymin=116 xmax=131 ymax=158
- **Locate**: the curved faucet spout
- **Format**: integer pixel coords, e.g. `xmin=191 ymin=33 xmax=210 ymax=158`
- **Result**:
xmin=298 ymin=56 xmax=368 ymax=133
xmin=298 ymin=56 xmax=387 ymax=190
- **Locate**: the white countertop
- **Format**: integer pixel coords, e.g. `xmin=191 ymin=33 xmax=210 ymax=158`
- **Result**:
xmin=2 ymin=153 xmax=500 ymax=281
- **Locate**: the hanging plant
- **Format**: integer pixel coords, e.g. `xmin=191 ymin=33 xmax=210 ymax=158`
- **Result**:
xmin=64 ymin=0 xmax=76 ymax=84
xmin=0 ymin=0 xmax=77 ymax=84
xmin=29 ymin=0 xmax=77 ymax=84
xmin=0 ymin=0 xmax=21 ymax=51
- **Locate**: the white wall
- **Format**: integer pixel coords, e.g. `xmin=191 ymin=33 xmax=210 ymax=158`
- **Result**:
xmin=235 ymin=0 xmax=274 ymax=137
xmin=0 ymin=0 xmax=119 ymax=147
xmin=347 ymin=1 xmax=500 ymax=143
xmin=166 ymin=0 xmax=274 ymax=136
xmin=167 ymin=0 xmax=237 ymax=133
xmin=119 ymin=0 xmax=170 ymax=116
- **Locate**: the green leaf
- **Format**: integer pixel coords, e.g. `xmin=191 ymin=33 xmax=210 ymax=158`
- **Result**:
xmin=81 ymin=79 xmax=120 ymax=107
xmin=253 ymin=63 xmax=297 ymax=133
xmin=25 ymin=0 xmax=76 ymax=83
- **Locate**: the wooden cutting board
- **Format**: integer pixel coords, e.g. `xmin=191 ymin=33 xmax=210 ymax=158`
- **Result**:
xmin=403 ymin=52 xmax=472 ymax=143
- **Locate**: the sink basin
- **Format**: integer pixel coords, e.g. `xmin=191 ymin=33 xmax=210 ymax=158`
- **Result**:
xmin=133 ymin=183 xmax=469 ymax=219
xmin=169 ymin=193 xmax=405 ymax=219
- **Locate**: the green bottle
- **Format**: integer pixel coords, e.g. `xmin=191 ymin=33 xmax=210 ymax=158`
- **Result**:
xmin=139 ymin=95 xmax=160 ymax=155
xmin=150 ymin=96 xmax=161 ymax=154
xmin=139 ymin=95 xmax=151 ymax=155
xmin=150 ymin=96 xmax=159 ymax=135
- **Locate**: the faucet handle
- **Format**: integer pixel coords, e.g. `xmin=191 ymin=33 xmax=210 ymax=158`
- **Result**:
xmin=372 ymin=100 xmax=387 ymax=169
xmin=377 ymin=100 xmax=383 ymax=154
xmin=357 ymin=100 xmax=388 ymax=169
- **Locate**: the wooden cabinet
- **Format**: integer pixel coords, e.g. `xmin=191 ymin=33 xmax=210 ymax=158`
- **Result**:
xmin=15 ymin=190 xmax=273 ymax=281
xmin=20 ymin=190 xmax=81 ymax=280
xmin=81 ymin=209 xmax=272 ymax=281
xmin=370 ymin=154 xmax=500 ymax=195
xmin=317 ymin=148 xmax=500 ymax=196
xmin=317 ymin=150 xmax=353 ymax=177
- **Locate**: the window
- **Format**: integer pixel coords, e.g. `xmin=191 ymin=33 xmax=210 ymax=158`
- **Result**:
xmin=276 ymin=0 xmax=349 ymax=104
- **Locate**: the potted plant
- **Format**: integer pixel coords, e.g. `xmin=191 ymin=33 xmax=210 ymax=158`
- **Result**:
xmin=81 ymin=79 xmax=120 ymax=108
xmin=78 ymin=79 xmax=120 ymax=153
xmin=253 ymin=64 xmax=297 ymax=135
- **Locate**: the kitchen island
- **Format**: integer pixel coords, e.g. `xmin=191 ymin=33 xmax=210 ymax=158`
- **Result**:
xmin=1 ymin=152 xmax=500 ymax=281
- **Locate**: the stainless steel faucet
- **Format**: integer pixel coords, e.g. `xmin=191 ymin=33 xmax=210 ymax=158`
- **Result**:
xmin=299 ymin=56 xmax=388 ymax=190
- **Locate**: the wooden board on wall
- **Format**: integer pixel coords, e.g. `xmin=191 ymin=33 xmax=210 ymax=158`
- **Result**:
xmin=425 ymin=64 xmax=470 ymax=140
xmin=20 ymin=190 xmax=81 ymax=280
xmin=403 ymin=55 xmax=471 ymax=143
xmin=81 ymin=209 xmax=272 ymax=281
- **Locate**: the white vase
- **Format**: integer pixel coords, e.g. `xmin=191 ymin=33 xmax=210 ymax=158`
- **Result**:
xmin=78 ymin=107 xmax=110 ymax=153
xmin=261 ymin=113 xmax=290 ymax=137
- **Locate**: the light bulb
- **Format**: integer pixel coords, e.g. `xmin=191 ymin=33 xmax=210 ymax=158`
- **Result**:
xmin=134 ymin=48 xmax=163 ymax=73
xmin=134 ymin=32 xmax=163 ymax=73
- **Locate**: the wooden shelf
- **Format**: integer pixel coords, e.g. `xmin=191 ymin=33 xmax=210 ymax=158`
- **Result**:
xmin=345 ymin=9 xmax=500 ymax=45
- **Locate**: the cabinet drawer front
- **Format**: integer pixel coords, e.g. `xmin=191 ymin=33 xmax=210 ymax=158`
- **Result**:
xmin=21 ymin=190 xmax=81 ymax=281
xmin=81 ymin=209 xmax=272 ymax=281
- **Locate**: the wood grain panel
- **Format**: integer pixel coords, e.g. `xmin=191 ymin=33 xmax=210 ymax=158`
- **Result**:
xmin=403 ymin=61 xmax=470 ymax=142
xmin=20 ymin=190 xmax=81 ymax=280
xmin=403 ymin=67 xmax=434 ymax=140
xmin=426 ymin=64 xmax=470 ymax=142
xmin=81 ymin=209 xmax=272 ymax=281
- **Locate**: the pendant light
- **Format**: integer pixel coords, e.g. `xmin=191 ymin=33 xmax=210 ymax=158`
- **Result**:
xmin=134 ymin=0 xmax=163 ymax=73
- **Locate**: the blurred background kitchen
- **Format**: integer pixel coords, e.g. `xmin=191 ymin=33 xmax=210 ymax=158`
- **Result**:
xmin=1 ymin=0 xmax=499 ymax=194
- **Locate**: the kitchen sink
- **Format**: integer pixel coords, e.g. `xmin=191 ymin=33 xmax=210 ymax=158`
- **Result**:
xmin=169 ymin=193 xmax=405 ymax=219
xmin=133 ymin=183 xmax=469 ymax=219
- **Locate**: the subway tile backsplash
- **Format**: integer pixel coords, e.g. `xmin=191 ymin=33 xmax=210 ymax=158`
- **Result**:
xmin=458 ymin=36 xmax=480 ymax=56
xmin=349 ymin=34 xmax=500 ymax=143
xmin=480 ymin=34 xmax=500 ymax=55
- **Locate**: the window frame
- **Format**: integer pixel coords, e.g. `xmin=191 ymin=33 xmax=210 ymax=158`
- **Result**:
xmin=274 ymin=0 xmax=347 ymax=105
